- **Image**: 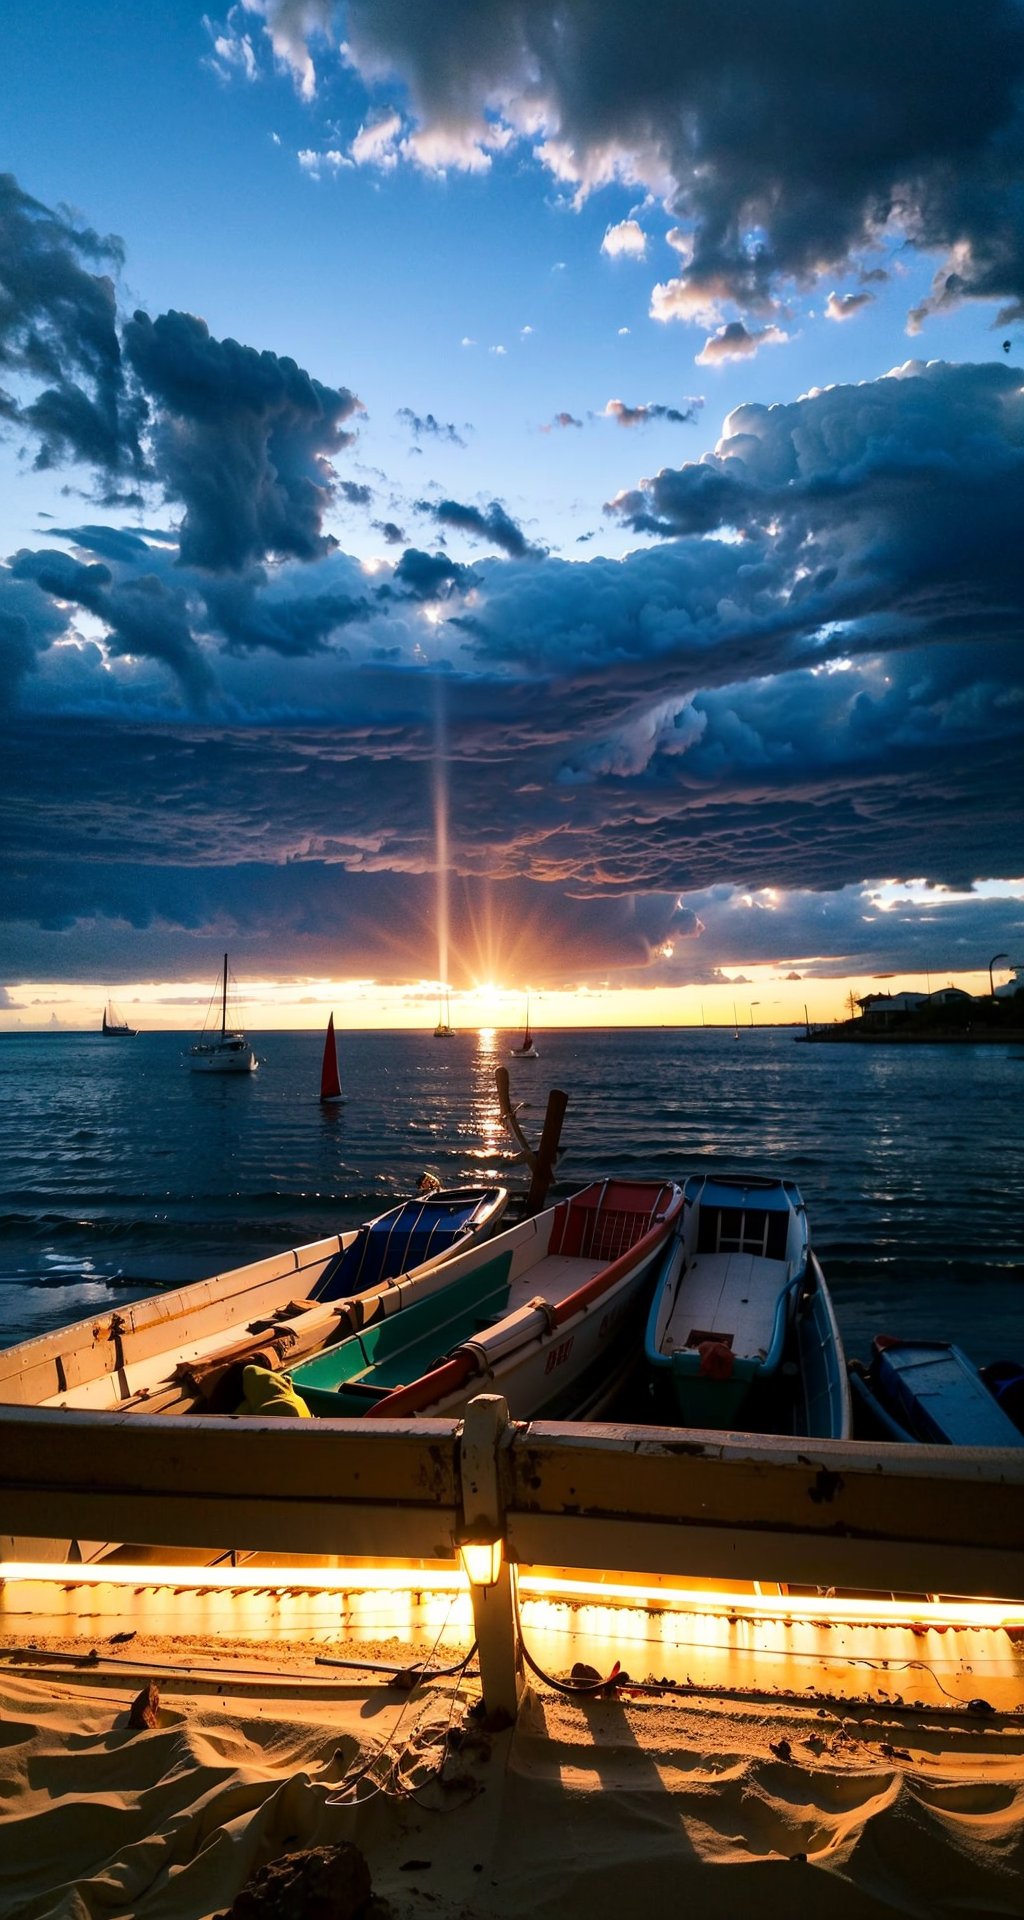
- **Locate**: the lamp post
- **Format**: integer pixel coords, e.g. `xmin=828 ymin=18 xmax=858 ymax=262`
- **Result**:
xmin=989 ymin=953 xmax=1008 ymax=998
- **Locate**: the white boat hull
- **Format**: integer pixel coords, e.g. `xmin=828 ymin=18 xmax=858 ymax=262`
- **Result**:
xmin=189 ymin=1051 xmax=257 ymax=1073
xmin=433 ymin=1244 xmax=659 ymax=1418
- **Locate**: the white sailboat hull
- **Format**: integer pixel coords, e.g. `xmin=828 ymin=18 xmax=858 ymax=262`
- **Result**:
xmin=189 ymin=1037 xmax=257 ymax=1073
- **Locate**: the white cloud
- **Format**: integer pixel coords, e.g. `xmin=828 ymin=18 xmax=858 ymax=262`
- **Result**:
xmin=203 ymin=11 xmax=258 ymax=84
xmin=650 ymin=269 xmax=745 ymax=329
xmin=242 ymin=0 xmax=328 ymax=100
xmin=350 ymin=107 xmax=403 ymax=170
xmin=297 ymin=147 xmax=349 ymax=178
xmin=601 ymin=218 xmax=647 ymax=259
xmin=403 ymin=122 xmax=495 ymax=173
xmin=825 ymin=289 xmax=876 ymax=322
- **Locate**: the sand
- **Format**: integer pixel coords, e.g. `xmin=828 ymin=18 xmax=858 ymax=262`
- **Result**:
xmin=1 ymin=1636 xmax=1022 ymax=1920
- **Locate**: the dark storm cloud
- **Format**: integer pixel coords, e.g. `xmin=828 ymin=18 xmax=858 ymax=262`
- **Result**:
xmin=10 ymin=545 xmax=214 ymax=703
xmin=2 ymin=177 xmax=370 ymax=576
xmin=650 ymin=882 xmax=1024 ymax=987
xmin=122 ymin=309 xmax=362 ymax=570
xmin=0 ymin=822 xmax=705 ymax=988
xmin=0 ymin=174 xmax=144 ymax=477
xmin=0 ymin=567 xmax=71 ymax=703
xmin=605 ymin=364 xmax=1024 ymax=643
xmin=419 ymin=497 xmax=544 ymax=560
xmin=374 ymin=519 xmax=406 ymax=544
xmin=49 ymin=523 xmax=167 ymax=564
xmin=339 ymin=479 xmax=373 ymax=505
xmin=3 ymin=357 xmax=1022 ymax=982
xmin=1 ymin=692 xmax=1020 ymax=990
xmin=200 ymin=568 xmax=367 ymax=656
xmin=396 ymin=407 xmax=467 ymax=447
xmin=390 ymin=547 xmax=475 ymax=598
xmin=329 ymin=0 xmax=1024 ymax=330
xmin=603 ymin=398 xmax=703 ymax=427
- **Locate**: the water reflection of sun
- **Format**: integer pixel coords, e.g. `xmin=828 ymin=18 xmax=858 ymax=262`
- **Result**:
xmin=471 ymin=1025 xmax=507 ymax=1157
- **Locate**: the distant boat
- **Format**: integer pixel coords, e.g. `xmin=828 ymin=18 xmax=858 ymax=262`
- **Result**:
xmin=510 ymin=995 xmax=538 ymax=1058
xmin=319 ymin=1012 xmax=343 ymax=1103
xmin=100 ymin=999 xmax=136 ymax=1037
xmin=644 ymin=1173 xmax=851 ymax=1437
xmin=433 ymin=991 xmax=454 ymax=1038
xmin=188 ymin=954 xmax=257 ymax=1074
xmin=732 ymin=1001 xmax=740 ymax=1040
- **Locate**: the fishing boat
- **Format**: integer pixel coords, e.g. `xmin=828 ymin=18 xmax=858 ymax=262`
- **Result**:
xmin=509 ymin=996 xmax=538 ymax=1058
xmin=433 ymin=991 xmax=454 ymax=1038
xmin=188 ymin=954 xmax=257 ymax=1074
xmin=848 ymin=1338 xmax=1024 ymax=1448
xmin=0 ymin=1186 xmax=509 ymax=1420
xmin=644 ymin=1173 xmax=851 ymax=1437
xmin=291 ymin=1178 xmax=683 ymax=1421
xmin=100 ymin=999 xmax=136 ymax=1037
xmin=319 ymin=1012 xmax=343 ymax=1103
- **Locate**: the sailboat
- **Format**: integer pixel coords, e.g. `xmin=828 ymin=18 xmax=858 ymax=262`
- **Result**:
xmin=433 ymin=990 xmax=454 ymax=1038
xmin=100 ymin=999 xmax=136 ymax=1037
xmin=510 ymin=995 xmax=538 ymax=1058
xmin=187 ymin=955 xmax=257 ymax=1074
xmin=319 ymin=1012 xmax=343 ymax=1102
xmin=732 ymin=1001 xmax=740 ymax=1040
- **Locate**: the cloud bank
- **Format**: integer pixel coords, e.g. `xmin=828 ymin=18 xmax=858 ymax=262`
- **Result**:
xmin=247 ymin=0 xmax=1024 ymax=339
xmin=0 ymin=168 xmax=1021 ymax=992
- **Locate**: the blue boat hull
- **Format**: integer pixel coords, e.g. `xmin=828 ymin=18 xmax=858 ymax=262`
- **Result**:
xmin=644 ymin=1174 xmax=850 ymax=1438
xmin=850 ymin=1339 xmax=1024 ymax=1448
xmin=312 ymin=1186 xmax=506 ymax=1302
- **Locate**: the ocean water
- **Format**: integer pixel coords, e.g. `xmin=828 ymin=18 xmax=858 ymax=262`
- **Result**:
xmin=1 ymin=1026 xmax=1022 ymax=1367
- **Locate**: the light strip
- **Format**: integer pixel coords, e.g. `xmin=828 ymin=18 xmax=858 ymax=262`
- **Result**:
xmin=1 ymin=1561 xmax=1020 ymax=1630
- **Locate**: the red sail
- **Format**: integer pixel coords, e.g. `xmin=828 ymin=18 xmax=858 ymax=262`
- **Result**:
xmin=320 ymin=1013 xmax=342 ymax=1101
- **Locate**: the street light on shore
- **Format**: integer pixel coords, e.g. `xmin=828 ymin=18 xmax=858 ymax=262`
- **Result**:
xmin=989 ymin=952 xmax=1008 ymax=997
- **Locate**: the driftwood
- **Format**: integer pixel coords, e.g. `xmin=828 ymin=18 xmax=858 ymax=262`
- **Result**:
xmin=494 ymin=1068 xmax=568 ymax=1216
xmin=127 ymin=1681 xmax=161 ymax=1730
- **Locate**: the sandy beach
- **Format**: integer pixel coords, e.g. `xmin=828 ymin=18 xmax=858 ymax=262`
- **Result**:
xmin=2 ymin=1618 xmax=1022 ymax=1920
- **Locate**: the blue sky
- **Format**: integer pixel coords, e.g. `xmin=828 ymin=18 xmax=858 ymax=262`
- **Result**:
xmin=1 ymin=1 xmax=1022 ymax=1027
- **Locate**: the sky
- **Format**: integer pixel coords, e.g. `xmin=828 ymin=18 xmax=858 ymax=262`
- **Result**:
xmin=1 ymin=0 xmax=1023 ymax=1032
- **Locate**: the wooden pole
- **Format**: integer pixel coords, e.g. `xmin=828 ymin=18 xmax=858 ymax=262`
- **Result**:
xmin=459 ymin=1395 xmax=523 ymax=1724
xmin=524 ymin=1089 xmax=568 ymax=1216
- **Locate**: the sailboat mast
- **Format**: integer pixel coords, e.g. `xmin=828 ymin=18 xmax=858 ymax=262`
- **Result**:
xmin=221 ymin=953 xmax=228 ymax=1036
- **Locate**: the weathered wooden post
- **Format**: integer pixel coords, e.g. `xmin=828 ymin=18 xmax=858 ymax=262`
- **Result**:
xmin=494 ymin=1068 xmax=568 ymax=1216
xmin=456 ymin=1393 xmax=522 ymax=1724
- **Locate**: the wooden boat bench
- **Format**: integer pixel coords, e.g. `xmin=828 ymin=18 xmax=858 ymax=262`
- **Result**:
xmin=662 ymin=1252 xmax=790 ymax=1363
xmin=293 ymin=1250 xmax=516 ymax=1414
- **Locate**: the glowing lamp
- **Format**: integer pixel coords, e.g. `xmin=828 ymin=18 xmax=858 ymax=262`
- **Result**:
xmin=455 ymin=1526 xmax=504 ymax=1589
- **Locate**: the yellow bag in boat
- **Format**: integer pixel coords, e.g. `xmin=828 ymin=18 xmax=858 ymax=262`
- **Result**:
xmin=237 ymin=1363 xmax=311 ymax=1417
